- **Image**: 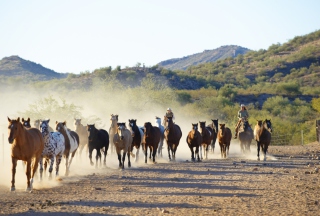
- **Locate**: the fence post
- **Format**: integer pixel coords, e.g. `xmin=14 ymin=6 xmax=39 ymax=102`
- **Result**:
xmin=301 ymin=130 xmax=304 ymax=146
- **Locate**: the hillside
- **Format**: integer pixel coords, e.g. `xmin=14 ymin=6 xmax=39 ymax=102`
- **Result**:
xmin=0 ymin=55 xmax=67 ymax=80
xmin=158 ymin=45 xmax=251 ymax=70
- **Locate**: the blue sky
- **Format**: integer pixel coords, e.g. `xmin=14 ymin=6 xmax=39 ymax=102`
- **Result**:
xmin=0 ymin=0 xmax=319 ymax=73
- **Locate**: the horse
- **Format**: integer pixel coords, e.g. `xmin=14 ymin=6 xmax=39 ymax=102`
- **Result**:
xmin=254 ymin=119 xmax=272 ymax=161
xmin=55 ymin=121 xmax=79 ymax=175
xmin=217 ymin=124 xmax=232 ymax=158
xmin=238 ymin=119 xmax=253 ymax=155
xmin=113 ymin=122 xmax=132 ymax=169
xmin=22 ymin=117 xmax=31 ymax=128
xmin=207 ymin=119 xmax=218 ymax=153
xmin=142 ymin=122 xmax=161 ymax=163
xmin=163 ymin=116 xmax=182 ymax=161
xmin=108 ymin=114 xmax=118 ymax=154
xmin=39 ymin=119 xmax=65 ymax=180
xmin=154 ymin=116 xmax=165 ymax=157
xmin=186 ymin=123 xmax=202 ymax=162
xmin=7 ymin=117 xmax=44 ymax=192
xmin=87 ymin=124 xmax=109 ymax=168
xmin=74 ymin=118 xmax=88 ymax=158
xmin=199 ymin=121 xmax=213 ymax=160
xmin=128 ymin=119 xmax=143 ymax=162
xmin=35 ymin=119 xmax=53 ymax=132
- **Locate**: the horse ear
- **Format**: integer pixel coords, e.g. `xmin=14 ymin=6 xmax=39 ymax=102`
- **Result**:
xmin=22 ymin=118 xmax=25 ymax=122
xmin=63 ymin=121 xmax=66 ymax=126
xmin=48 ymin=119 xmax=50 ymax=123
xmin=28 ymin=117 xmax=30 ymax=121
xmin=17 ymin=117 xmax=20 ymax=122
xmin=7 ymin=117 xmax=11 ymax=122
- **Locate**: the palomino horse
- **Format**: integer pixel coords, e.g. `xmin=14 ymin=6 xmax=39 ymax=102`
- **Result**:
xmin=142 ymin=122 xmax=161 ymax=164
xmin=128 ymin=119 xmax=143 ymax=162
xmin=87 ymin=124 xmax=109 ymax=168
xmin=39 ymin=119 xmax=65 ymax=180
xmin=217 ymin=124 xmax=232 ymax=158
xmin=108 ymin=114 xmax=118 ymax=154
xmin=74 ymin=118 xmax=88 ymax=159
xmin=238 ymin=119 xmax=253 ymax=154
xmin=155 ymin=116 xmax=165 ymax=157
xmin=186 ymin=123 xmax=202 ymax=162
xmin=199 ymin=121 xmax=213 ymax=160
xmin=113 ymin=122 xmax=132 ymax=169
xmin=7 ymin=117 xmax=44 ymax=191
xmin=55 ymin=121 xmax=79 ymax=175
xmin=254 ymin=119 xmax=272 ymax=161
xmin=207 ymin=119 xmax=218 ymax=152
xmin=163 ymin=116 xmax=182 ymax=161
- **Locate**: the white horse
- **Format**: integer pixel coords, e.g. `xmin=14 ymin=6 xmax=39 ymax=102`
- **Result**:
xmin=55 ymin=121 xmax=79 ymax=176
xmin=155 ymin=116 xmax=165 ymax=157
xmin=39 ymin=119 xmax=65 ymax=180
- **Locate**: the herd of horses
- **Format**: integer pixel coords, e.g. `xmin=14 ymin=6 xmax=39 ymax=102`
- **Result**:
xmin=6 ymin=115 xmax=272 ymax=192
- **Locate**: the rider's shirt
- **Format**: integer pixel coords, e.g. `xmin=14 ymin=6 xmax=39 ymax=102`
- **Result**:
xmin=238 ymin=110 xmax=249 ymax=119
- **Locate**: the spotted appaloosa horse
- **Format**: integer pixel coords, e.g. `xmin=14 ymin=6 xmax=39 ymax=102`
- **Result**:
xmin=199 ymin=121 xmax=213 ymax=160
xmin=109 ymin=114 xmax=118 ymax=154
xmin=7 ymin=117 xmax=44 ymax=192
xmin=155 ymin=116 xmax=165 ymax=157
xmin=55 ymin=121 xmax=79 ymax=176
xmin=186 ymin=123 xmax=202 ymax=162
xmin=164 ymin=116 xmax=182 ymax=161
xmin=142 ymin=122 xmax=161 ymax=164
xmin=113 ymin=122 xmax=132 ymax=169
xmin=254 ymin=119 xmax=272 ymax=161
xmin=74 ymin=118 xmax=88 ymax=158
xmin=128 ymin=119 xmax=143 ymax=162
xmin=39 ymin=119 xmax=65 ymax=180
xmin=217 ymin=124 xmax=232 ymax=159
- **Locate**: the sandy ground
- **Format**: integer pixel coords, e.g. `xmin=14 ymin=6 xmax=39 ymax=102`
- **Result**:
xmin=0 ymin=141 xmax=320 ymax=216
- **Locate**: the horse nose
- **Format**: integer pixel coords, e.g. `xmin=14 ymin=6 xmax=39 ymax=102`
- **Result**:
xmin=120 ymin=136 xmax=124 ymax=140
xmin=8 ymin=138 xmax=13 ymax=144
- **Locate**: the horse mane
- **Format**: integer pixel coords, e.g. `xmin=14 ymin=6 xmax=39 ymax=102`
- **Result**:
xmin=56 ymin=122 xmax=71 ymax=152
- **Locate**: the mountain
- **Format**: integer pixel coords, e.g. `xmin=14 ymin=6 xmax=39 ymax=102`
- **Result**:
xmin=0 ymin=55 xmax=67 ymax=80
xmin=158 ymin=45 xmax=251 ymax=70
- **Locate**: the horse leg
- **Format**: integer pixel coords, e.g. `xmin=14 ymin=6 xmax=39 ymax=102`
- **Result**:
xmin=219 ymin=144 xmax=223 ymax=158
xmin=122 ymin=151 xmax=126 ymax=169
xmin=257 ymin=141 xmax=260 ymax=161
xmin=153 ymin=146 xmax=157 ymax=163
xmin=10 ymin=158 xmax=17 ymax=191
xmin=144 ymin=144 xmax=148 ymax=163
xmin=135 ymin=146 xmax=139 ymax=162
xmin=205 ymin=145 xmax=208 ymax=160
xmin=89 ymin=148 xmax=94 ymax=166
xmin=48 ymin=156 xmax=55 ymax=180
xmin=65 ymin=154 xmax=70 ymax=176
xmin=227 ymin=143 xmax=230 ymax=157
xmin=55 ymin=154 xmax=63 ymax=176
xmin=68 ymin=151 xmax=76 ymax=171
xmin=149 ymin=146 xmax=152 ymax=160
xmin=127 ymin=151 xmax=131 ymax=168
xmin=25 ymin=159 xmax=32 ymax=192
xmin=167 ymin=144 xmax=172 ymax=161
xmin=262 ymin=143 xmax=267 ymax=161
xmin=199 ymin=145 xmax=203 ymax=160
xmin=189 ymin=145 xmax=195 ymax=162
xmin=103 ymin=146 xmax=107 ymax=166
xmin=39 ymin=157 xmax=44 ymax=181
xmin=95 ymin=149 xmax=100 ymax=169
xmin=195 ymin=146 xmax=200 ymax=162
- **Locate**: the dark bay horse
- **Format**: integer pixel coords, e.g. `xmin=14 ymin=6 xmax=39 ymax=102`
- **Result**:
xmin=74 ymin=118 xmax=88 ymax=159
xmin=7 ymin=117 xmax=44 ymax=191
xmin=113 ymin=122 xmax=132 ymax=169
xmin=254 ymin=119 xmax=272 ymax=161
xmin=217 ymin=124 xmax=232 ymax=158
xmin=128 ymin=119 xmax=143 ymax=162
xmin=186 ymin=123 xmax=202 ymax=162
xmin=207 ymin=119 xmax=218 ymax=153
xmin=87 ymin=124 xmax=109 ymax=168
xmin=22 ymin=117 xmax=31 ymax=128
xmin=142 ymin=122 xmax=161 ymax=164
xmin=164 ymin=116 xmax=182 ymax=161
xmin=199 ymin=121 xmax=213 ymax=160
xmin=55 ymin=121 xmax=79 ymax=175
xmin=238 ymin=119 xmax=253 ymax=154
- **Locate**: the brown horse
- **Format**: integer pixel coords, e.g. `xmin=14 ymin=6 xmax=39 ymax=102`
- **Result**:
xmin=238 ymin=119 xmax=253 ymax=155
xmin=217 ymin=124 xmax=232 ymax=158
xmin=113 ymin=122 xmax=132 ymax=169
xmin=164 ymin=116 xmax=182 ymax=161
xmin=142 ymin=122 xmax=161 ymax=164
xmin=254 ymin=119 xmax=272 ymax=161
xmin=199 ymin=121 xmax=213 ymax=160
xmin=7 ymin=117 xmax=44 ymax=192
xmin=186 ymin=123 xmax=202 ymax=162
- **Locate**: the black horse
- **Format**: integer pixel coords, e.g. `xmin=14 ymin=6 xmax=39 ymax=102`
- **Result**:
xmin=128 ymin=119 xmax=143 ymax=162
xmin=207 ymin=119 xmax=218 ymax=153
xmin=87 ymin=124 xmax=109 ymax=168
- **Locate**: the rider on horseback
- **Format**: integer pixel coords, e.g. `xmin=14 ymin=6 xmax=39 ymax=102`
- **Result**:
xmin=163 ymin=108 xmax=175 ymax=126
xmin=234 ymin=104 xmax=249 ymax=139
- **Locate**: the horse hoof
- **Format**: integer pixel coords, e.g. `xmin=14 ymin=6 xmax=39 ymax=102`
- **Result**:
xmin=90 ymin=162 xmax=94 ymax=166
xmin=10 ymin=187 xmax=15 ymax=192
xmin=26 ymin=187 xmax=32 ymax=192
xmin=257 ymin=157 xmax=260 ymax=161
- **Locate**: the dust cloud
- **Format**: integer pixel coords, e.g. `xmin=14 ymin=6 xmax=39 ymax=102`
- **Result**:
xmin=0 ymin=82 xmax=275 ymax=192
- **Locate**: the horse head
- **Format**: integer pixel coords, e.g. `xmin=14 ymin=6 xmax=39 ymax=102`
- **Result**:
xmin=128 ymin=119 xmax=137 ymax=137
xmin=110 ymin=114 xmax=118 ymax=128
xmin=22 ymin=117 xmax=31 ymax=128
xmin=191 ymin=123 xmax=199 ymax=136
xmin=211 ymin=119 xmax=219 ymax=132
xmin=87 ymin=124 xmax=97 ymax=142
xmin=55 ymin=121 xmax=67 ymax=133
xmin=219 ymin=124 xmax=226 ymax=135
xmin=40 ymin=119 xmax=50 ymax=134
xmin=165 ymin=117 xmax=174 ymax=131
xmin=8 ymin=117 xmax=23 ymax=144
xmin=199 ymin=121 xmax=206 ymax=135
xmin=117 ymin=122 xmax=126 ymax=140
xmin=34 ymin=119 xmax=41 ymax=129
xmin=155 ymin=116 xmax=161 ymax=127
xmin=264 ymin=119 xmax=272 ymax=133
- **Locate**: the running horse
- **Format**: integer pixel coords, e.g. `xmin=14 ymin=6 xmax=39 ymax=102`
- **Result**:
xmin=22 ymin=117 xmax=31 ymax=128
xmin=108 ymin=114 xmax=118 ymax=154
xmin=237 ymin=118 xmax=253 ymax=155
xmin=217 ymin=124 xmax=232 ymax=158
xmin=163 ymin=116 xmax=182 ymax=161
xmin=7 ymin=117 xmax=44 ymax=191
xmin=186 ymin=123 xmax=202 ymax=162
xmin=207 ymin=119 xmax=218 ymax=153
xmin=113 ymin=122 xmax=132 ymax=169
xmin=74 ymin=118 xmax=88 ymax=158
xmin=154 ymin=116 xmax=165 ymax=157
xmin=254 ymin=119 xmax=272 ymax=161
xmin=199 ymin=121 xmax=213 ymax=160
xmin=142 ymin=122 xmax=161 ymax=164
xmin=128 ymin=119 xmax=143 ymax=162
